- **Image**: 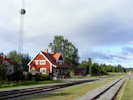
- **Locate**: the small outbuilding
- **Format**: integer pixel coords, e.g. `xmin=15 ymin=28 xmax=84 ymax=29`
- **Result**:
xmin=74 ymin=68 xmax=86 ymax=76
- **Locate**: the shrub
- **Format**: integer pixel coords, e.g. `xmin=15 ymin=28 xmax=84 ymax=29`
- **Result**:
xmin=41 ymin=74 xmax=50 ymax=80
xmin=6 ymin=71 xmax=24 ymax=81
xmin=24 ymin=72 xmax=33 ymax=80
xmin=6 ymin=74 xmax=11 ymax=81
xmin=34 ymin=73 xmax=50 ymax=81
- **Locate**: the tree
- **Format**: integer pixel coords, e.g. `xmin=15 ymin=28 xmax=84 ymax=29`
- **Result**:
xmin=7 ymin=50 xmax=31 ymax=72
xmin=0 ymin=64 xmax=7 ymax=80
xmin=89 ymin=63 xmax=99 ymax=75
xmin=88 ymin=58 xmax=92 ymax=65
xmin=7 ymin=50 xmax=19 ymax=72
xmin=21 ymin=53 xmax=31 ymax=71
xmin=48 ymin=36 xmax=80 ymax=69
xmin=112 ymin=66 xmax=116 ymax=72
xmin=116 ymin=64 xmax=122 ymax=72
xmin=107 ymin=65 xmax=112 ymax=72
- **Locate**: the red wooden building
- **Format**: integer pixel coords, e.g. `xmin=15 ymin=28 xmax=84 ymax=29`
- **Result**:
xmin=74 ymin=68 xmax=86 ymax=76
xmin=27 ymin=49 xmax=70 ymax=77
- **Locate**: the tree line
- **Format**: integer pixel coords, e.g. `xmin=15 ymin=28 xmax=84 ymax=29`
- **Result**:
xmin=78 ymin=58 xmax=127 ymax=75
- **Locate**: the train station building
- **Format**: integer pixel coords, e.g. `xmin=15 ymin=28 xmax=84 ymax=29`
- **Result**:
xmin=27 ymin=49 xmax=70 ymax=77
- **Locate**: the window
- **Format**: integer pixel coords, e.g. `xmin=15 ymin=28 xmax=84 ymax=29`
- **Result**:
xmin=35 ymin=60 xmax=38 ymax=65
xmin=59 ymin=61 xmax=62 ymax=65
xmin=40 ymin=60 xmax=46 ymax=65
xmin=40 ymin=68 xmax=46 ymax=74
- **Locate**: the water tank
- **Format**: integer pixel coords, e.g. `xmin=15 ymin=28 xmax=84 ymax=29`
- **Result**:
xmin=19 ymin=9 xmax=26 ymax=15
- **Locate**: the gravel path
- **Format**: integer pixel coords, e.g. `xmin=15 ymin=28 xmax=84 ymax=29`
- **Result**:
xmin=75 ymin=75 xmax=126 ymax=100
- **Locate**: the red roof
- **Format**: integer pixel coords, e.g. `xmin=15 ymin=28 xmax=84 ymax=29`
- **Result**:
xmin=0 ymin=55 xmax=13 ymax=65
xmin=41 ymin=51 xmax=70 ymax=68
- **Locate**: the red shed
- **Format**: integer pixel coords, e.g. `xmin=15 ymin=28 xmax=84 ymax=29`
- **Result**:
xmin=74 ymin=68 xmax=86 ymax=76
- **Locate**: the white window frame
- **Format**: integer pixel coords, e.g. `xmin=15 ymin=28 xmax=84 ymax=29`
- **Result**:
xmin=35 ymin=60 xmax=38 ymax=65
xmin=40 ymin=60 xmax=46 ymax=65
xmin=40 ymin=68 xmax=46 ymax=74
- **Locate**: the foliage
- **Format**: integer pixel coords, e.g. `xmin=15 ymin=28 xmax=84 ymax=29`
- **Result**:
xmin=89 ymin=63 xmax=99 ymax=75
xmin=6 ymin=71 xmax=24 ymax=81
xmin=34 ymin=73 xmax=50 ymax=81
xmin=48 ymin=35 xmax=80 ymax=69
xmin=21 ymin=53 xmax=31 ymax=71
xmin=7 ymin=50 xmax=31 ymax=72
xmin=24 ymin=72 xmax=33 ymax=80
xmin=7 ymin=50 xmax=19 ymax=72
xmin=0 ymin=80 xmax=61 ymax=88
xmin=77 ymin=56 xmax=127 ymax=76
xmin=116 ymin=64 xmax=122 ymax=72
xmin=78 ymin=60 xmax=90 ymax=74
xmin=88 ymin=58 xmax=92 ymax=65
xmin=0 ymin=64 xmax=7 ymax=80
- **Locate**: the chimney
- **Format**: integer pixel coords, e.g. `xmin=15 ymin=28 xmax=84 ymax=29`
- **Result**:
xmin=1 ymin=54 xmax=5 ymax=59
xmin=51 ymin=51 xmax=55 ymax=54
xmin=1 ymin=54 xmax=5 ymax=64
xmin=44 ymin=49 xmax=48 ymax=53
xmin=3 ymin=55 xmax=5 ymax=59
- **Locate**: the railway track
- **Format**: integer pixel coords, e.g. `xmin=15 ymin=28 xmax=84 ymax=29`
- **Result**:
xmin=0 ymin=79 xmax=97 ymax=100
xmin=75 ymin=75 xmax=127 ymax=100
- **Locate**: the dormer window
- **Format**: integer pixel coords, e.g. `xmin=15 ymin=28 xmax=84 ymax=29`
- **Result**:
xmin=57 ymin=60 xmax=64 ymax=65
xmin=59 ymin=56 xmax=63 ymax=60
xmin=59 ymin=61 xmax=62 ymax=65
xmin=56 ymin=54 xmax=64 ymax=65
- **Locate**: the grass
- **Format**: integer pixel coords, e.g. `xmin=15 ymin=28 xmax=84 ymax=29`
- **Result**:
xmin=115 ymin=76 xmax=128 ymax=100
xmin=115 ymin=73 xmax=133 ymax=100
xmin=0 ymin=80 xmax=62 ymax=89
xmin=108 ymin=72 xmax=123 ymax=75
xmin=13 ymin=75 xmax=123 ymax=100
xmin=120 ymin=75 xmax=133 ymax=100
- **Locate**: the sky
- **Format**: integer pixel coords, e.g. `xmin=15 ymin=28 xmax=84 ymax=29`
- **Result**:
xmin=0 ymin=0 xmax=133 ymax=68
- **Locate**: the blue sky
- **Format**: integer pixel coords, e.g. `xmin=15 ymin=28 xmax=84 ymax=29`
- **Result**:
xmin=0 ymin=0 xmax=133 ymax=68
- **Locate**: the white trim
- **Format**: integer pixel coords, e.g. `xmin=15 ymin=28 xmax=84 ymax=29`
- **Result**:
xmin=50 ymin=64 xmax=52 ymax=73
xmin=27 ymin=51 xmax=41 ymax=66
xmin=53 ymin=65 xmax=56 ymax=68
xmin=40 ymin=68 xmax=46 ymax=74
xmin=27 ymin=51 xmax=57 ymax=69
xmin=40 ymin=60 xmax=46 ymax=65
xmin=29 ymin=65 xmax=30 ymax=72
xmin=35 ymin=60 xmax=38 ymax=65
xmin=39 ymin=52 xmax=53 ymax=65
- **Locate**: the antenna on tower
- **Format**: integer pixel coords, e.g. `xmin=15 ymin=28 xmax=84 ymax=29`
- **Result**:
xmin=18 ymin=0 xmax=26 ymax=71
